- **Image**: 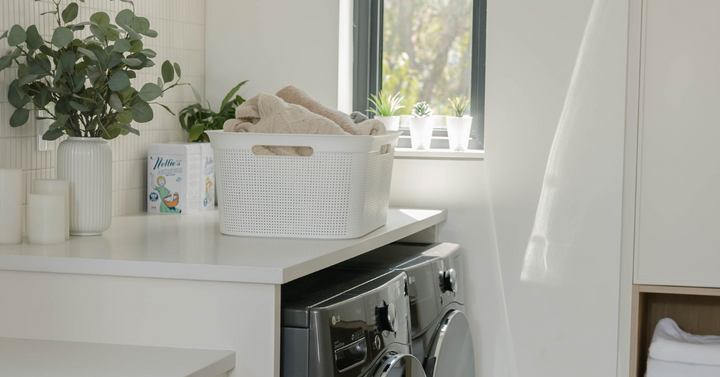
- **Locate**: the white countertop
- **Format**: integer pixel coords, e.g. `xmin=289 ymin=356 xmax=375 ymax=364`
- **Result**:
xmin=0 ymin=337 xmax=235 ymax=377
xmin=0 ymin=208 xmax=446 ymax=284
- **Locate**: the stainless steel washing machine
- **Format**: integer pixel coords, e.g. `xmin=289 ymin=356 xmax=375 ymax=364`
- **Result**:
xmin=334 ymin=243 xmax=476 ymax=377
xmin=281 ymin=268 xmax=426 ymax=377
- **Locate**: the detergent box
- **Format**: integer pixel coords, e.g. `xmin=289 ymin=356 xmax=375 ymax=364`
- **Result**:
xmin=199 ymin=142 xmax=215 ymax=211
xmin=148 ymin=143 xmax=211 ymax=215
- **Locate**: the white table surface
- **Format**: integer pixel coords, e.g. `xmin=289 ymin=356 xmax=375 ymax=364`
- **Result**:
xmin=0 ymin=337 xmax=235 ymax=377
xmin=0 ymin=208 xmax=446 ymax=284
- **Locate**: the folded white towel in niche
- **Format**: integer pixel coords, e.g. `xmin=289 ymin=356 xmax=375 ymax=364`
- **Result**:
xmin=649 ymin=318 xmax=720 ymax=366
xmin=646 ymin=358 xmax=720 ymax=377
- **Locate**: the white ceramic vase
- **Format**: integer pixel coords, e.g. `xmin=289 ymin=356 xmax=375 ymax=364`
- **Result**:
xmin=409 ymin=117 xmax=434 ymax=150
xmin=374 ymin=116 xmax=401 ymax=131
xmin=58 ymin=137 xmax=112 ymax=236
xmin=446 ymin=116 xmax=473 ymax=151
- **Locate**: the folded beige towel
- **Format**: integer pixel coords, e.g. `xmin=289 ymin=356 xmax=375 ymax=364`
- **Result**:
xmin=224 ymin=93 xmax=349 ymax=156
xmin=358 ymin=119 xmax=387 ymax=136
xmin=276 ymin=85 xmax=360 ymax=135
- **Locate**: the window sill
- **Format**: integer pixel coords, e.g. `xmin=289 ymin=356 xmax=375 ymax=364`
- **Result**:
xmin=394 ymin=148 xmax=485 ymax=160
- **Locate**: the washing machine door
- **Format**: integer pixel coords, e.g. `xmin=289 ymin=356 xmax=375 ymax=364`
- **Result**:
xmin=374 ymin=353 xmax=426 ymax=377
xmin=424 ymin=310 xmax=475 ymax=377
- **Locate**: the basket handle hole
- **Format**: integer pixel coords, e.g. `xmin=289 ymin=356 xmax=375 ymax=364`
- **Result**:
xmin=251 ymin=145 xmax=314 ymax=156
xmin=380 ymin=144 xmax=391 ymax=155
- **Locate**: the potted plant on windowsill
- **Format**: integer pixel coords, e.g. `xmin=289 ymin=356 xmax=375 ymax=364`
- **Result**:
xmin=367 ymin=90 xmax=404 ymax=131
xmin=447 ymin=96 xmax=472 ymax=151
xmin=0 ymin=1 xmax=189 ymax=235
xmin=409 ymin=101 xmax=434 ymax=150
xmin=179 ymin=81 xmax=248 ymax=142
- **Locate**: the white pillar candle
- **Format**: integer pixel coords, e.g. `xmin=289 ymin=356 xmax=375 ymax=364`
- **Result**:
xmin=0 ymin=169 xmax=23 ymax=245
xmin=33 ymin=179 xmax=71 ymax=240
xmin=27 ymin=194 xmax=65 ymax=245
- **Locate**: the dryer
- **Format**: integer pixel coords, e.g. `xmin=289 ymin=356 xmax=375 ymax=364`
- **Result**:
xmin=334 ymin=243 xmax=475 ymax=377
xmin=281 ymin=268 xmax=426 ymax=377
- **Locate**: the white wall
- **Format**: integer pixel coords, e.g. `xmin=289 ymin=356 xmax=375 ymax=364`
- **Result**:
xmin=204 ymin=0 xmax=341 ymax=110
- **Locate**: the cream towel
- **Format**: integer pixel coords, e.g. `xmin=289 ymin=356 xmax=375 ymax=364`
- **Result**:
xmin=276 ymin=85 xmax=361 ymax=135
xmin=649 ymin=318 xmax=720 ymax=366
xmin=358 ymin=119 xmax=387 ymax=136
xmin=224 ymin=93 xmax=349 ymax=156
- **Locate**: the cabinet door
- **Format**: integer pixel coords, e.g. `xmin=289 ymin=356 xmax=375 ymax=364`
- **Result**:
xmin=635 ymin=0 xmax=720 ymax=287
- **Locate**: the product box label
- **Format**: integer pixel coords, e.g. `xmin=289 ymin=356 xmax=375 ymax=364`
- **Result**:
xmin=148 ymin=156 xmax=187 ymax=214
xmin=201 ymin=152 xmax=215 ymax=210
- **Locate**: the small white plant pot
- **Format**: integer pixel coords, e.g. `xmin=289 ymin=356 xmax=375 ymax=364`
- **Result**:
xmin=409 ymin=117 xmax=434 ymax=150
xmin=374 ymin=116 xmax=401 ymax=131
xmin=446 ymin=116 xmax=473 ymax=151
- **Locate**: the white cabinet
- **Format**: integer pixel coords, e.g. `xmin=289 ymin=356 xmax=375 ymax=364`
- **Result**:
xmin=632 ymin=0 xmax=720 ymax=288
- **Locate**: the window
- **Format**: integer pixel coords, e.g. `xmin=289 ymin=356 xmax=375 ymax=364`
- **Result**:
xmin=354 ymin=0 xmax=487 ymax=150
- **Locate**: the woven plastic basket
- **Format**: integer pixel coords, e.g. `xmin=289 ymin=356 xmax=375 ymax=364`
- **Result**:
xmin=207 ymin=130 xmax=400 ymax=239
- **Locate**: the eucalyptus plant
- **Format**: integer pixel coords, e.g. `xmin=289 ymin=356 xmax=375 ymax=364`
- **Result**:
xmin=367 ymin=90 xmax=404 ymax=117
xmin=0 ymin=0 xmax=193 ymax=140
xmin=179 ymin=81 xmax=248 ymax=142
xmin=448 ymin=96 xmax=469 ymax=117
xmin=411 ymin=101 xmax=433 ymax=118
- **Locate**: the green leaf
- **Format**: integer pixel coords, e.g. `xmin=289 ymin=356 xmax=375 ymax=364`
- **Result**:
xmin=129 ymin=17 xmax=150 ymax=34
xmin=108 ymin=71 xmax=130 ymax=91
xmin=108 ymin=93 xmax=124 ymax=112
xmin=141 ymin=29 xmax=157 ymax=38
xmin=36 ymin=86 xmax=50 ymax=107
xmin=115 ymin=9 xmax=135 ymax=26
xmin=0 ymin=55 xmax=13 ymax=72
xmin=9 ymin=108 xmax=30 ymax=127
xmin=43 ymin=128 xmax=65 ymax=140
xmin=115 ymin=110 xmax=132 ymax=123
xmin=28 ymin=57 xmax=51 ymax=74
xmin=139 ymin=49 xmax=156 ymax=58
xmin=126 ymin=70 xmax=136 ymax=79
xmin=221 ymin=80 xmax=248 ymax=110
xmin=106 ymin=28 xmax=120 ymax=41
xmin=107 ymin=51 xmax=122 ymax=68
xmin=120 ymin=24 xmax=142 ymax=41
xmin=161 ymin=60 xmax=174 ymax=83
xmin=8 ymin=81 xmax=30 ymax=108
xmin=138 ymin=83 xmax=162 ymax=101
xmin=129 ymin=40 xmax=143 ymax=52
xmin=89 ymin=25 xmax=106 ymax=43
xmin=101 ymin=127 xmax=122 ymax=140
xmin=131 ymin=100 xmax=153 ymax=123
xmin=90 ymin=12 xmax=110 ymax=27
xmin=156 ymin=103 xmax=175 ymax=116
xmin=25 ymin=25 xmax=43 ymax=50
xmin=60 ymin=50 xmax=76 ymax=72
xmin=48 ymin=114 xmax=70 ymax=130
xmin=72 ymin=74 xmax=86 ymax=92
xmin=51 ymin=27 xmax=73 ymax=48
xmin=77 ymin=47 xmax=98 ymax=60
xmin=0 ymin=30 xmax=7 ymax=40
xmin=121 ymin=58 xmax=142 ymax=67
xmin=188 ymin=124 xmax=204 ymax=142
xmin=120 ymin=124 xmax=139 ymax=135
xmin=18 ymin=74 xmax=39 ymax=87
xmin=62 ymin=3 xmax=79 ymax=23
xmin=192 ymin=85 xmax=202 ymax=104
xmin=113 ymin=39 xmax=131 ymax=53
xmin=8 ymin=25 xmax=26 ymax=47
xmin=69 ymin=101 xmax=90 ymax=112
xmin=173 ymin=63 xmax=182 ymax=78
xmin=17 ymin=63 xmax=28 ymax=78
xmin=40 ymin=10 xmax=59 ymax=16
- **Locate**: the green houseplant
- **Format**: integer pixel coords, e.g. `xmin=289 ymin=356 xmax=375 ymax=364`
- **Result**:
xmin=409 ymin=101 xmax=434 ymax=150
xmin=367 ymin=90 xmax=403 ymax=131
xmin=446 ymin=96 xmax=472 ymax=151
xmin=0 ymin=0 xmax=189 ymax=235
xmin=179 ymin=81 xmax=248 ymax=142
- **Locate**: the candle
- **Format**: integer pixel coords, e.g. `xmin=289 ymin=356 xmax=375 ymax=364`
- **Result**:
xmin=33 ymin=180 xmax=70 ymax=240
xmin=27 ymin=194 xmax=65 ymax=245
xmin=0 ymin=169 xmax=22 ymax=245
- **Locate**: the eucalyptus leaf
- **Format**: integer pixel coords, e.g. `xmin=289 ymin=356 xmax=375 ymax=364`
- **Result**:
xmin=8 ymin=81 xmax=30 ymax=108
xmin=77 ymin=47 xmax=98 ymax=60
xmin=120 ymin=124 xmax=139 ymax=135
xmin=0 ymin=30 xmax=7 ymax=40
xmin=69 ymin=101 xmax=90 ymax=112
xmin=129 ymin=40 xmax=143 ymax=52
xmin=109 ymin=93 xmax=124 ymax=112
xmin=51 ymin=27 xmax=73 ymax=48
xmin=141 ymin=29 xmax=157 ymax=38
xmin=108 ymin=71 xmax=130 ymax=91
xmin=36 ymin=86 xmax=50 ymax=107
xmin=40 ymin=11 xmax=59 ymax=16
xmin=89 ymin=24 xmax=106 ymax=43
xmin=121 ymin=58 xmax=142 ymax=67
xmin=131 ymin=100 xmax=153 ymax=123
xmin=9 ymin=108 xmax=30 ymax=127
xmin=107 ymin=28 xmax=120 ymax=41
xmin=107 ymin=52 xmax=122 ymax=68
xmin=113 ymin=39 xmax=131 ymax=53
xmin=115 ymin=9 xmax=134 ymax=26
xmin=42 ymin=128 xmax=65 ymax=140
xmin=25 ymin=25 xmax=43 ymax=50
xmin=90 ymin=12 xmax=110 ymax=27
xmin=28 ymin=57 xmax=51 ymax=74
xmin=0 ymin=55 xmax=13 ymax=72
xmin=120 ymin=24 xmax=142 ymax=41
xmin=161 ymin=60 xmax=174 ymax=83
xmin=139 ymin=49 xmax=156 ymax=58
xmin=115 ymin=110 xmax=132 ymax=123
xmin=129 ymin=17 xmax=150 ymax=34
xmin=60 ymin=50 xmax=77 ymax=72
xmin=62 ymin=3 xmax=79 ymax=23
xmin=18 ymin=74 xmax=39 ymax=87
xmin=173 ymin=63 xmax=181 ymax=78
xmin=138 ymin=83 xmax=162 ymax=102
xmin=8 ymin=25 xmax=26 ymax=47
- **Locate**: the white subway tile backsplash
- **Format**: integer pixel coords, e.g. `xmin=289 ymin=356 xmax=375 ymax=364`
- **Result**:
xmin=0 ymin=0 xmax=205 ymax=219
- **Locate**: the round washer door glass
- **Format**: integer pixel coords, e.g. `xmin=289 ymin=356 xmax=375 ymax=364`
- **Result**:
xmin=374 ymin=353 xmax=426 ymax=377
xmin=425 ymin=310 xmax=475 ymax=377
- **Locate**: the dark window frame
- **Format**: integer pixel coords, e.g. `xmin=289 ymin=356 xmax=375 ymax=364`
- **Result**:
xmin=353 ymin=0 xmax=487 ymax=150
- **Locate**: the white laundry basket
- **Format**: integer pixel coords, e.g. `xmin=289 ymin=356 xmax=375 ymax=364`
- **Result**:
xmin=207 ymin=130 xmax=400 ymax=239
